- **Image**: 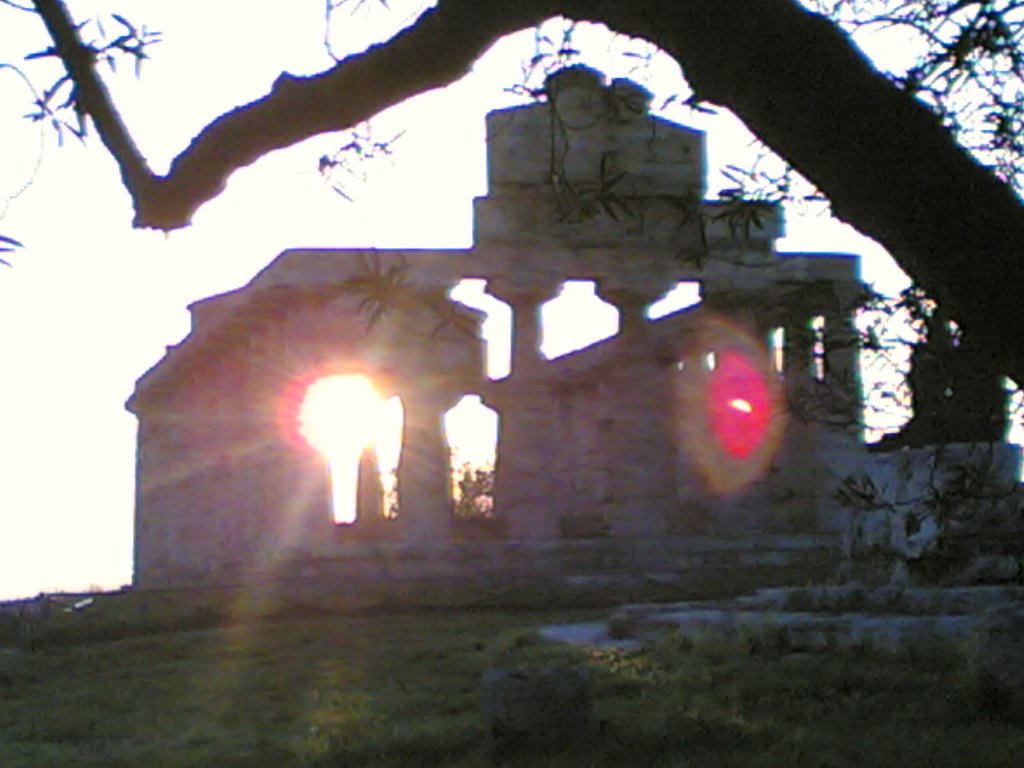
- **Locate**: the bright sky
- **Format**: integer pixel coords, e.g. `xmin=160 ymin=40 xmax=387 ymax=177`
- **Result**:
xmin=0 ymin=1 xmax=910 ymax=600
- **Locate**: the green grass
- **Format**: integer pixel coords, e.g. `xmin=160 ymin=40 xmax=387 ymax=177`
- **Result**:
xmin=0 ymin=592 xmax=1022 ymax=767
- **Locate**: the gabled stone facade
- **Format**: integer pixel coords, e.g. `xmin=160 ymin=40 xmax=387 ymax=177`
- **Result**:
xmin=128 ymin=67 xmax=865 ymax=589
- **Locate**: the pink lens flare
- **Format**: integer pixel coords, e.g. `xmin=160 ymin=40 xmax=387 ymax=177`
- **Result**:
xmin=707 ymin=349 xmax=773 ymax=459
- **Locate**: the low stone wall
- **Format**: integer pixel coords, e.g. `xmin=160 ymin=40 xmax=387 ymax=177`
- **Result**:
xmin=855 ymin=442 xmax=1021 ymax=509
xmin=546 ymin=585 xmax=1024 ymax=657
xmin=135 ymin=534 xmax=840 ymax=604
xmin=837 ymin=442 xmax=1023 ymax=586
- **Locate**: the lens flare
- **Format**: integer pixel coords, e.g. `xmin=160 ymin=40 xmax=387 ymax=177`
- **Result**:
xmin=709 ymin=350 xmax=772 ymax=459
xmin=679 ymin=315 xmax=787 ymax=495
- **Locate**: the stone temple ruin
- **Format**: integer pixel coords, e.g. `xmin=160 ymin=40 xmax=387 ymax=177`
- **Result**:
xmin=128 ymin=67 xmax=1019 ymax=593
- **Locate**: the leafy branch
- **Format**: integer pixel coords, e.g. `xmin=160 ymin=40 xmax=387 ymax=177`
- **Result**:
xmin=340 ymin=251 xmax=411 ymax=327
xmin=0 ymin=234 xmax=24 ymax=267
xmin=505 ymin=18 xmax=582 ymax=101
xmin=340 ymin=251 xmax=480 ymax=343
xmin=551 ymin=150 xmax=635 ymax=222
xmin=23 ymin=10 xmax=159 ymax=145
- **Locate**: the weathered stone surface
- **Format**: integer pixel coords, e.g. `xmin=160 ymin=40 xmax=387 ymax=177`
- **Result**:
xmin=856 ymin=443 xmax=1019 ymax=511
xmin=552 ymin=586 xmax=1024 ymax=657
xmin=836 ymin=443 xmax=1023 ymax=587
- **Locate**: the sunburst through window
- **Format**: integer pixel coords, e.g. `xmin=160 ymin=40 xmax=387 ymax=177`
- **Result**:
xmin=298 ymin=375 xmax=401 ymax=524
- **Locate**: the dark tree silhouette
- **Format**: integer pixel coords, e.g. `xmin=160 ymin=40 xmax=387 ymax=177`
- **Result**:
xmin=14 ymin=0 xmax=1024 ymax=385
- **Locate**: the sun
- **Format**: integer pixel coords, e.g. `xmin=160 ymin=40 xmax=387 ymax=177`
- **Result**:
xmin=298 ymin=374 xmax=383 ymax=456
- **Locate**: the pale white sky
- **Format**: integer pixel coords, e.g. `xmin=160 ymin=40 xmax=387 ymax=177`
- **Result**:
xmin=0 ymin=1 xmax=908 ymax=600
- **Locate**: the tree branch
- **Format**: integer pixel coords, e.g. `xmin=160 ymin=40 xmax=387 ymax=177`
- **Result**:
xmin=1 ymin=0 xmax=35 ymax=12
xmin=587 ymin=0 xmax=1024 ymax=383
xmin=30 ymin=0 xmax=1024 ymax=384
xmin=31 ymin=0 xmax=153 ymax=197
xmin=34 ymin=0 xmax=563 ymax=231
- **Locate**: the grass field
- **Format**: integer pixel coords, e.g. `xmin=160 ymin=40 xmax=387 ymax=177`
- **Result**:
xmin=1 ymin=591 xmax=1022 ymax=767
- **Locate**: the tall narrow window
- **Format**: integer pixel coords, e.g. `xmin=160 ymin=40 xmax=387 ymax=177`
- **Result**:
xmin=298 ymin=375 xmax=402 ymax=524
xmin=770 ymin=327 xmax=785 ymax=374
xmin=811 ymin=315 xmax=826 ymax=381
xmin=444 ymin=395 xmax=498 ymax=520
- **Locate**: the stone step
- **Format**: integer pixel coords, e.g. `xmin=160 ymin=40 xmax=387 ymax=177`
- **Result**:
xmin=542 ymin=586 xmax=1024 ymax=655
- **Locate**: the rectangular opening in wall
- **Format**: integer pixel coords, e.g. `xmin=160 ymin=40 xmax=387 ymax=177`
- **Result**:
xmin=770 ymin=327 xmax=784 ymax=374
xmin=811 ymin=315 xmax=826 ymax=381
xmin=647 ymin=281 xmax=703 ymax=320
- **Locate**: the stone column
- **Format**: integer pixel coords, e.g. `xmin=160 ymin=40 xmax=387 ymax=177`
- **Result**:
xmin=783 ymin=314 xmax=815 ymax=394
xmin=488 ymin=284 xmax=551 ymax=381
xmin=595 ymin=288 xmax=678 ymax=537
xmin=485 ymin=281 xmax=562 ymax=538
xmin=761 ymin=313 xmax=812 ymax=531
xmin=816 ymin=296 xmax=864 ymax=532
xmin=824 ymin=294 xmax=862 ymax=435
xmin=780 ymin=308 xmax=852 ymax=532
xmin=487 ymin=384 xmax=560 ymax=539
xmin=356 ymin=445 xmax=385 ymax=522
xmin=396 ymin=391 xmax=453 ymax=543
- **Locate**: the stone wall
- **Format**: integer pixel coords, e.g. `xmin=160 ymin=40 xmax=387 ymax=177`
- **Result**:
xmin=135 ymin=533 xmax=840 ymax=599
xmin=128 ymin=66 xmax=869 ymax=591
